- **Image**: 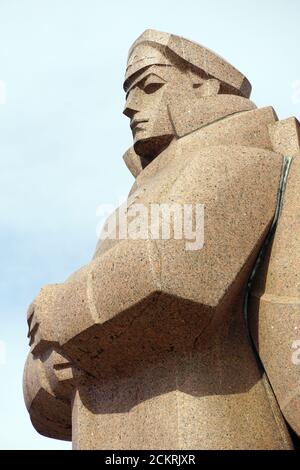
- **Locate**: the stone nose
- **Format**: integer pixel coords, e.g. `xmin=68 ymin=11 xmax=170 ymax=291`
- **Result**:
xmin=123 ymin=87 xmax=143 ymax=119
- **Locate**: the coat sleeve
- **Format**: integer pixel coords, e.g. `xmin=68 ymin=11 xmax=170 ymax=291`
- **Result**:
xmin=249 ymin=122 xmax=300 ymax=437
xmin=28 ymin=145 xmax=284 ymax=380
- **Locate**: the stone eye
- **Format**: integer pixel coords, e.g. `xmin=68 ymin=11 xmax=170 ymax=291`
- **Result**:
xmin=142 ymin=74 xmax=165 ymax=94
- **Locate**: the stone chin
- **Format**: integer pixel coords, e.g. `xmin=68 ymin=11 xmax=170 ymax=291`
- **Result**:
xmin=133 ymin=134 xmax=174 ymax=162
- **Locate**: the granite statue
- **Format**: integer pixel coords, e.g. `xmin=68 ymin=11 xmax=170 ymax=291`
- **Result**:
xmin=23 ymin=29 xmax=300 ymax=449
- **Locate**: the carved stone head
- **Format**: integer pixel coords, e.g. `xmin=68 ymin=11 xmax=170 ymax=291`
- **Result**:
xmin=123 ymin=29 xmax=252 ymax=163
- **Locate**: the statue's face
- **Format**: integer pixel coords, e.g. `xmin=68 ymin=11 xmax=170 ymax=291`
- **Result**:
xmin=123 ymin=64 xmax=197 ymax=160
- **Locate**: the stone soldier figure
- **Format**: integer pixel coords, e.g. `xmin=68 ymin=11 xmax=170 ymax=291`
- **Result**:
xmin=24 ymin=29 xmax=300 ymax=449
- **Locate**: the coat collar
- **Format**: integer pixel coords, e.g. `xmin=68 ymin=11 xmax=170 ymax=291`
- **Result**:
xmin=123 ymin=95 xmax=273 ymax=178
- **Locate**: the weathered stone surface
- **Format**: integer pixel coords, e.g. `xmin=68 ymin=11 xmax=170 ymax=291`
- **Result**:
xmin=124 ymin=29 xmax=252 ymax=98
xmin=249 ymin=117 xmax=300 ymax=438
xmin=23 ymin=348 xmax=73 ymax=440
xmin=23 ymin=29 xmax=299 ymax=449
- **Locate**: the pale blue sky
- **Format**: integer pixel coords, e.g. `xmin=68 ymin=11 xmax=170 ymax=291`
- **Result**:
xmin=0 ymin=0 xmax=299 ymax=449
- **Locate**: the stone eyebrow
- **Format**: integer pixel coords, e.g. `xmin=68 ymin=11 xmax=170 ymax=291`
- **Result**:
xmin=143 ymin=73 xmax=166 ymax=86
xmin=125 ymin=72 xmax=153 ymax=97
xmin=125 ymin=66 xmax=171 ymax=97
xmin=126 ymin=73 xmax=166 ymax=98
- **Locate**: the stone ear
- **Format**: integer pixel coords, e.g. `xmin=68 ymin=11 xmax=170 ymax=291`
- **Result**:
xmin=195 ymin=79 xmax=221 ymax=97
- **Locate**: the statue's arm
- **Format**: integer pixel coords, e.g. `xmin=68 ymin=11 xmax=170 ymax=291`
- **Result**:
xmin=27 ymin=145 xmax=283 ymax=379
xmin=248 ymin=118 xmax=300 ymax=437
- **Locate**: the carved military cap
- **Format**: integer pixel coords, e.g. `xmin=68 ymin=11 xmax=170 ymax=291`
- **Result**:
xmin=124 ymin=29 xmax=251 ymax=98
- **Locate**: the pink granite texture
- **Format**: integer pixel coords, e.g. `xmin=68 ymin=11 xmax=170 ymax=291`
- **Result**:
xmin=23 ymin=29 xmax=300 ymax=450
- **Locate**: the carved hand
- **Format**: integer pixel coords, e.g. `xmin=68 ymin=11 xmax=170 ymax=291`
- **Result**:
xmin=27 ymin=284 xmax=61 ymax=355
xmin=27 ymin=265 xmax=91 ymax=357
